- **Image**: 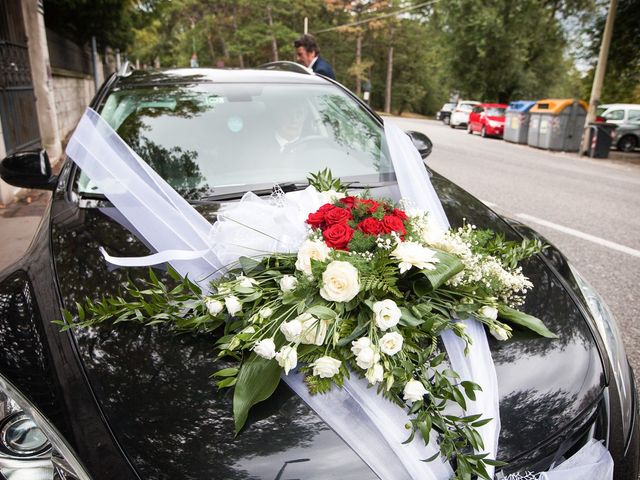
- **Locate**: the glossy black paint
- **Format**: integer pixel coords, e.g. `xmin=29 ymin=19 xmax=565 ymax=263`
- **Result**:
xmin=0 ymin=68 xmax=637 ymax=479
xmin=0 ymin=149 xmax=57 ymax=190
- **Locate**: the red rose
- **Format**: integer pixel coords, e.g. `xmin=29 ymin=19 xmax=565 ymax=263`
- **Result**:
xmin=357 ymin=217 xmax=383 ymax=235
xmin=381 ymin=214 xmax=406 ymax=235
xmin=359 ymin=199 xmax=380 ymax=214
xmin=306 ymin=203 xmax=334 ymax=229
xmin=340 ymin=196 xmax=357 ymax=209
xmin=325 ymin=206 xmax=353 ymax=225
xmin=393 ymin=208 xmax=408 ymax=221
xmin=323 ymin=223 xmax=354 ymax=250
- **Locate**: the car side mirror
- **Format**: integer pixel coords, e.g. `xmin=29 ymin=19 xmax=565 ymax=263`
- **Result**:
xmin=406 ymin=130 xmax=433 ymax=159
xmin=0 ymin=149 xmax=57 ymax=190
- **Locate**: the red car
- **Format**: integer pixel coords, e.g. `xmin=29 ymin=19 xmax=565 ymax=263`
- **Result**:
xmin=468 ymin=103 xmax=508 ymax=137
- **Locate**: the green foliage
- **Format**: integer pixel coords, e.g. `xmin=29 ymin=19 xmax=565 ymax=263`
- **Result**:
xmin=307 ymin=168 xmax=348 ymax=193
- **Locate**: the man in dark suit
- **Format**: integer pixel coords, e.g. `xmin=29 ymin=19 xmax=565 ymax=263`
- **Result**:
xmin=294 ymin=34 xmax=336 ymax=80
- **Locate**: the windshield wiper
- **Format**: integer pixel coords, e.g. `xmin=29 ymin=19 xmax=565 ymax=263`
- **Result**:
xmin=196 ymin=182 xmax=308 ymax=203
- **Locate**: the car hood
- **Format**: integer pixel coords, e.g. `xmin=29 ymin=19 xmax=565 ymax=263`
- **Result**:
xmin=50 ymin=174 xmax=605 ymax=478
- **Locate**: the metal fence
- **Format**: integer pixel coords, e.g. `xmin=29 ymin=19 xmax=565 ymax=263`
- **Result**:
xmin=46 ymin=28 xmax=91 ymax=75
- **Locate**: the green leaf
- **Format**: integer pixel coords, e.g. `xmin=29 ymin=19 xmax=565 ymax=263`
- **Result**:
xmin=213 ymin=368 xmax=239 ymax=378
xmin=420 ymin=251 xmax=464 ymax=290
xmin=239 ymin=256 xmax=263 ymax=275
xmin=307 ymin=305 xmax=337 ymax=320
xmin=233 ymin=354 xmax=281 ymax=434
xmin=399 ymin=306 xmax=424 ymax=327
xmin=499 ymin=306 xmax=557 ymax=338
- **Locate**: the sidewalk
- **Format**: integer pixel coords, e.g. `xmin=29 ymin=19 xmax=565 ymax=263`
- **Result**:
xmin=0 ymin=189 xmax=51 ymax=271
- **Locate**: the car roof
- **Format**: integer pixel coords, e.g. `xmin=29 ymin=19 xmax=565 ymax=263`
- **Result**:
xmin=480 ymin=103 xmax=508 ymax=108
xmin=599 ymin=103 xmax=640 ymax=109
xmin=113 ymin=67 xmax=331 ymax=88
xmin=458 ymin=100 xmax=480 ymax=104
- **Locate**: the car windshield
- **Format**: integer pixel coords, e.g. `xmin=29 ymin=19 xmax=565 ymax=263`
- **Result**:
xmin=458 ymin=103 xmax=474 ymax=112
xmin=486 ymin=107 xmax=506 ymax=117
xmin=79 ymin=83 xmax=393 ymax=199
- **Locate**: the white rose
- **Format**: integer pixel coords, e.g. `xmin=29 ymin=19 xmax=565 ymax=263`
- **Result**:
xmin=275 ymin=346 xmax=298 ymax=375
xmin=489 ymin=324 xmax=512 ymax=341
xmin=403 ymin=379 xmax=428 ymax=404
xmin=379 ymin=331 xmax=403 ymax=356
xmin=320 ymin=261 xmax=360 ymax=302
xmin=259 ymin=307 xmax=273 ymax=319
xmin=295 ymin=240 xmax=331 ymax=276
xmin=366 ymin=363 xmax=384 ymax=385
xmin=280 ymin=275 xmax=298 ymax=292
xmin=355 ymin=345 xmax=380 ymax=370
xmin=224 ymin=296 xmax=242 ymax=316
xmin=479 ymin=306 xmax=498 ymax=320
xmin=238 ymin=276 xmax=257 ymax=288
xmin=205 ymin=298 xmax=224 ymax=316
xmin=351 ymin=337 xmax=371 ymax=356
xmin=253 ymin=338 xmax=276 ymax=359
xmin=390 ymin=241 xmax=439 ymax=274
xmin=311 ymin=356 xmax=342 ymax=378
xmin=297 ymin=312 xmax=329 ymax=346
xmin=280 ymin=319 xmax=303 ymax=342
xmin=373 ymin=299 xmax=402 ymax=331
xmin=320 ymin=189 xmax=346 ymax=203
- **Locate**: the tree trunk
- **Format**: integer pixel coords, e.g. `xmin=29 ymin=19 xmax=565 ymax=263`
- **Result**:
xmin=355 ymin=31 xmax=362 ymax=96
xmin=232 ymin=5 xmax=244 ymax=68
xmin=384 ymin=27 xmax=394 ymax=114
xmin=267 ymin=5 xmax=278 ymax=61
xmin=207 ymin=31 xmax=216 ymax=66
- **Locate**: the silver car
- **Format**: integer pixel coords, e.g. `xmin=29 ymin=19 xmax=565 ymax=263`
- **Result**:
xmin=596 ymin=103 xmax=640 ymax=152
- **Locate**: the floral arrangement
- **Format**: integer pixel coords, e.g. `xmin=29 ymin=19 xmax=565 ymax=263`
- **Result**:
xmin=60 ymin=170 xmax=555 ymax=479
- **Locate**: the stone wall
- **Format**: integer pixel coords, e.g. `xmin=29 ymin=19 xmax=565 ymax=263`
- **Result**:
xmin=51 ymin=69 xmax=96 ymax=142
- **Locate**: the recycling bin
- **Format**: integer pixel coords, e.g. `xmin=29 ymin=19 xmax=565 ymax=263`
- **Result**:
xmin=504 ymin=101 xmax=536 ymax=144
xmin=527 ymin=99 xmax=588 ymax=151
xmin=587 ymin=122 xmax=617 ymax=158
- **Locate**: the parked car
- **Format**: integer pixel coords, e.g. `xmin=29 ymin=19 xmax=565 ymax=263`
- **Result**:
xmin=596 ymin=103 xmax=640 ymax=152
xmin=467 ymin=103 xmax=508 ymax=138
xmin=435 ymin=102 xmax=456 ymax=125
xmin=1 ymin=66 xmax=639 ymax=479
xmin=449 ymin=100 xmax=480 ymax=128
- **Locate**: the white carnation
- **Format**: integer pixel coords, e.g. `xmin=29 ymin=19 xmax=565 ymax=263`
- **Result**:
xmin=205 ymin=298 xmax=224 ymax=316
xmin=366 ymin=363 xmax=384 ymax=385
xmin=275 ymin=346 xmax=298 ymax=375
xmin=320 ymin=261 xmax=360 ymax=302
xmin=311 ymin=356 xmax=341 ymax=378
xmin=379 ymin=331 xmax=403 ymax=356
xmin=280 ymin=319 xmax=303 ymax=342
xmin=280 ymin=275 xmax=298 ymax=292
xmin=253 ymin=338 xmax=276 ymax=359
xmin=351 ymin=337 xmax=371 ymax=356
xmin=224 ymin=296 xmax=242 ymax=316
xmin=373 ymin=299 xmax=402 ymax=331
xmin=479 ymin=306 xmax=498 ymax=320
xmin=390 ymin=241 xmax=439 ymax=274
xmin=403 ymin=379 xmax=428 ymax=404
xmin=355 ymin=345 xmax=380 ymax=370
xmin=295 ymin=239 xmax=331 ymax=275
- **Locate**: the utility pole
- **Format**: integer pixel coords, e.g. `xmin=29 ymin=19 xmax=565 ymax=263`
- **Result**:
xmin=579 ymin=0 xmax=618 ymax=155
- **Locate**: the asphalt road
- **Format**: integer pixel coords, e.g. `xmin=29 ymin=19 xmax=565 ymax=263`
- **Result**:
xmin=391 ymin=117 xmax=640 ymax=374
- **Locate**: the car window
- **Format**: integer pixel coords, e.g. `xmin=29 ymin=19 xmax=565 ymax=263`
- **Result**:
xmin=596 ymin=106 xmax=608 ymax=117
xmin=628 ymin=110 xmax=640 ymax=123
xmin=443 ymin=103 xmax=456 ymax=111
xmin=458 ymin=103 xmax=474 ymax=112
xmin=486 ymin=107 xmax=506 ymax=116
xmin=604 ymin=109 xmax=624 ymax=121
xmin=78 ymin=83 xmax=393 ymax=199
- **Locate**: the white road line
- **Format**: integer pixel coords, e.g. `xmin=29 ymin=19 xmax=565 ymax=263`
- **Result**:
xmin=515 ymin=213 xmax=640 ymax=259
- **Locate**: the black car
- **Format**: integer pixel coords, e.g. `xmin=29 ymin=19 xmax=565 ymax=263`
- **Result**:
xmin=436 ymin=102 xmax=456 ymax=125
xmin=0 ymin=65 xmax=638 ymax=480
